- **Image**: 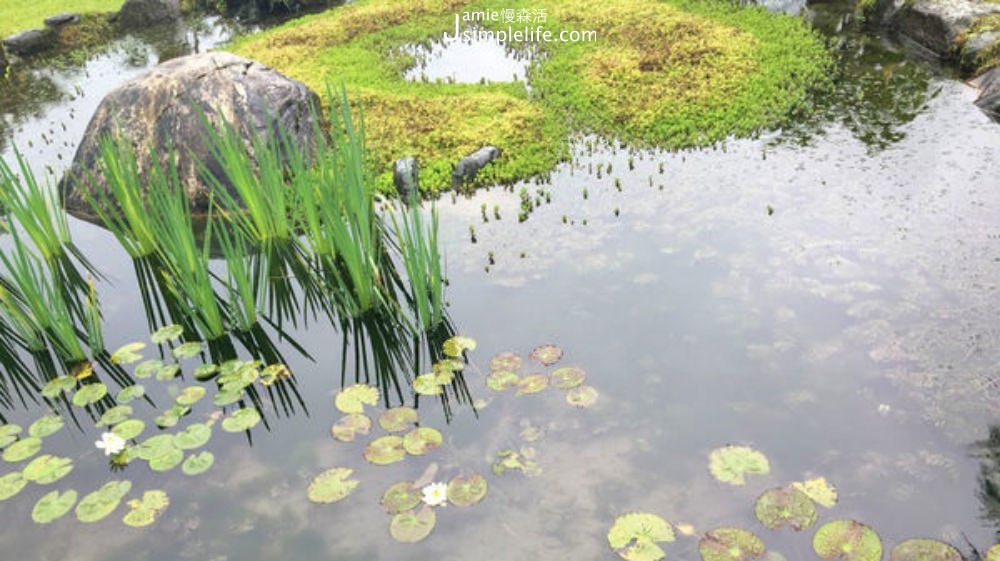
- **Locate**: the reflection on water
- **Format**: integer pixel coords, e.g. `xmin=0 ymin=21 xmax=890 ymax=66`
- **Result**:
xmin=402 ymin=32 xmax=534 ymax=84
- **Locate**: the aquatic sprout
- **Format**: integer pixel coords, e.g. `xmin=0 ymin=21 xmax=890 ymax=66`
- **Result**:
xmin=607 ymin=512 xmax=675 ymax=561
xmin=95 ymin=432 xmax=126 ymax=456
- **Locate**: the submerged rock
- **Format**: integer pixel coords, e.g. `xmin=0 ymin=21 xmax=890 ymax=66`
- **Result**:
xmin=971 ymin=66 xmax=1000 ymax=118
xmin=877 ymin=0 xmax=1000 ymax=70
xmin=116 ymin=0 xmax=181 ymax=28
xmin=2 ymin=29 xmax=53 ymax=56
xmin=452 ymin=146 xmax=501 ymax=187
xmin=44 ymin=13 xmax=81 ymax=27
xmin=394 ymin=157 xmax=420 ymax=202
xmin=60 ymin=52 xmax=320 ymax=216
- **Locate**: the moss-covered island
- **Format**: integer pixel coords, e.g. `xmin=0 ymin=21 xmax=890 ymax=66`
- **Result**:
xmin=238 ymin=0 xmax=834 ymax=192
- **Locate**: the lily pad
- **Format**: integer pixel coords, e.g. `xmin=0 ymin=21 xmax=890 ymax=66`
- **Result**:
xmin=708 ymin=446 xmax=770 ymax=486
xmin=134 ymin=359 xmax=163 ymax=379
xmin=155 ymin=412 xmax=180 ymax=429
xmin=492 ymin=448 xmax=542 ymax=476
xmin=41 ymin=376 xmax=75 ymax=398
xmin=364 ymin=436 xmax=406 ymax=465
xmin=123 ymin=490 xmax=170 ymax=527
xmin=550 ymin=367 xmax=586 ymax=389
xmin=111 ymin=342 xmax=146 ymax=364
xmin=489 ymin=352 xmax=522 ymax=372
xmin=116 ymin=385 xmax=145 ymax=404
xmin=403 ymin=427 xmax=443 ymax=456
xmin=986 ymin=545 xmax=1000 ymax=561
xmin=331 ymin=414 xmax=372 ymax=443
xmin=486 ymin=370 xmax=520 ymax=392
xmin=607 ymin=512 xmax=675 ymax=561
xmin=413 ymin=373 xmax=444 ymax=396
xmin=76 ymin=480 xmax=132 ymax=523
xmin=112 ymin=419 xmax=145 ymax=440
xmin=156 ymin=364 xmax=180 ymax=381
xmin=182 ymin=451 xmax=214 ymax=476
xmin=72 ymin=383 xmax=107 ymax=407
xmin=172 ymin=341 xmax=203 ymax=359
xmin=193 ymin=363 xmax=220 ymax=381
xmin=23 ymin=454 xmax=73 ymax=484
xmin=812 ymin=520 xmax=883 ymax=561
xmin=0 ymin=424 xmax=21 ymax=448
xmin=382 ymin=481 xmax=422 ymax=513
xmin=0 ymin=472 xmax=27 ymax=501
xmin=516 ymin=374 xmax=549 ymax=395
xmin=890 ymin=539 xmax=961 ymax=561
xmin=173 ymin=423 xmax=212 ymax=450
xmin=447 ymin=474 xmax=488 ymax=506
xmin=32 ymin=489 xmax=77 ymax=524
xmin=754 ymin=487 xmax=817 ymax=531
xmin=221 ymin=408 xmax=261 ymax=433
xmin=390 ymin=506 xmax=436 ymax=543
xmin=98 ymin=405 xmax=133 ymax=427
xmin=148 ymin=447 xmax=184 ymax=472
xmin=793 ymin=477 xmax=838 ymax=509
xmin=699 ymin=528 xmax=766 ymax=561
xmin=378 ymin=407 xmax=419 ymax=433
xmin=135 ymin=434 xmax=177 ymax=461
xmin=29 ymin=415 xmax=64 ymax=437
xmin=443 ymin=336 xmax=477 ymax=358
xmin=307 ymin=467 xmax=359 ymax=503
xmin=213 ymin=389 xmax=243 ymax=407
xmin=176 ymin=386 xmax=206 ymax=406
xmin=3 ymin=436 xmax=42 ymax=462
xmin=335 ymin=384 xmax=380 ymax=414
xmin=260 ymin=364 xmax=291 ymax=386
xmin=530 ymin=344 xmax=563 ymax=366
xmin=567 ymin=385 xmax=600 ymax=407
xmin=151 ymin=324 xmax=184 ymax=344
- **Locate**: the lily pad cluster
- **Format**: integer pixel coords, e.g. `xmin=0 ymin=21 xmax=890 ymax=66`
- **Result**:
xmin=485 ymin=345 xmax=599 ymax=408
xmin=492 ymin=446 xmax=542 ymax=477
xmin=380 ymin=465 xmax=489 ymax=543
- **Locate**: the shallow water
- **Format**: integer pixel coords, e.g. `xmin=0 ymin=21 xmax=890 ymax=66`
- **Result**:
xmin=2 ymin=1 xmax=1000 ymax=559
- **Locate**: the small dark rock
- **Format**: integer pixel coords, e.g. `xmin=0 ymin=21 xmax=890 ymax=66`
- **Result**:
xmin=2 ymin=28 xmax=54 ymax=56
xmin=393 ymin=157 xmax=420 ymax=202
xmin=117 ymin=0 xmax=181 ymax=28
xmin=44 ymin=13 xmax=81 ymax=27
xmin=452 ymin=146 xmax=501 ymax=187
xmin=971 ymin=66 xmax=1000 ymax=120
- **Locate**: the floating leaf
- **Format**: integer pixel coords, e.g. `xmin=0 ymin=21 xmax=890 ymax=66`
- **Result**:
xmin=447 ymin=474 xmax=488 ymax=506
xmin=364 ymin=436 xmax=406 ymax=465
xmin=151 ymin=324 xmax=183 ymax=344
xmin=116 ymin=385 xmax=145 ymax=404
xmin=530 ymin=344 xmax=563 ymax=366
xmin=986 ymin=545 xmax=1000 ymax=561
xmin=76 ymin=480 xmax=132 ymax=523
xmin=155 ymin=413 xmax=180 ymax=429
xmin=699 ymin=528 xmax=766 ymax=561
xmin=156 ymin=364 xmax=181 ymax=381
xmin=890 ymin=539 xmax=961 ymax=561
xmin=221 ymin=408 xmax=261 ymax=433
xmin=0 ymin=472 xmax=27 ymax=501
xmin=193 ymin=363 xmax=219 ymax=381
xmin=490 ymin=352 xmax=522 ymax=372
xmin=403 ymin=427 xmax=443 ymax=456
xmin=29 ymin=415 xmax=64 ymax=437
xmin=213 ymin=389 xmax=243 ymax=407
xmin=307 ymin=467 xmax=358 ymax=503
xmin=567 ymin=385 xmax=599 ymax=407
xmin=111 ymin=342 xmax=146 ymax=364
xmin=3 ymin=436 xmax=42 ymax=462
xmin=23 ymin=454 xmax=73 ymax=484
xmin=112 ymin=419 xmax=145 ymax=441
xmin=72 ymin=383 xmax=107 ymax=407
xmin=335 ymin=384 xmax=380 ymax=413
xmin=172 ymin=341 xmax=202 ymax=359
xmin=0 ymin=424 xmax=21 ymax=448
xmin=32 ymin=489 xmax=77 ymax=523
xmin=176 ymin=386 xmax=206 ymax=406
xmin=608 ymin=512 xmax=675 ymax=561
xmin=41 ymin=376 xmax=75 ymax=398
xmin=442 ymin=336 xmax=477 ymax=358
xmin=812 ymin=520 xmax=883 ymax=561
xmin=413 ymin=373 xmax=444 ymax=396
xmin=382 ymin=481 xmax=422 ymax=513
xmin=517 ymin=374 xmax=549 ymax=395
xmin=793 ymin=477 xmax=838 ymax=509
xmin=486 ymin=370 xmax=520 ymax=392
xmin=98 ymin=405 xmax=133 ymax=427
xmin=550 ymin=367 xmax=586 ymax=389
xmin=173 ymin=423 xmax=212 ymax=450
xmin=755 ymin=487 xmax=816 ymax=531
xmin=134 ymin=359 xmax=163 ymax=379
xmin=390 ymin=506 xmax=436 ymax=543
xmin=378 ymin=407 xmax=419 ymax=433
xmin=123 ymin=490 xmax=170 ymax=527
xmin=260 ymin=364 xmax=291 ymax=386
xmin=708 ymin=446 xmax=770 ymax=486
xmin=182 ymin=451 xmax=214 ymax=476
xmin=135 ymin=434 xmax=177 ymax=461
xmin=331 ymin=414 xmax=372 ymax=443
xmin=148 ymin=447 xmax=184 ymax=472
xmin=492 ymin=448 xmax=542 ymax=476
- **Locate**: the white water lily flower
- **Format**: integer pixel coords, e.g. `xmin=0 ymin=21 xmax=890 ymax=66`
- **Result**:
xmin=95 ymin=431 xmax=126 ymax=456
xmin=421 ymin=482 xmax=448 ymax=507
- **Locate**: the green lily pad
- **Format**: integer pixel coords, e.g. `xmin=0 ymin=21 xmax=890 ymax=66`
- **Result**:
xmin=530 ymin=344 xmax=563 ymax=366
xmin=516 ymin=374 xmax=549 ymax=395
xmin=112 ymin=419 xmax=145 ymax=441
xmin=172 ymin=341 xmax=203 ymax=359
xmin=182 ymin=451 xmax=214 ymax=476
xmin=986 ymin=545 xmax=1000 ymax=561
xmin=413 ymin=373 xmax=444 ymax=396
xmin=812 ymin=520 xmax=883 ymax=561
xmin=156 ymin=364 xmax=181 ymax=381
xmin=221 ymin=408 xmax=261 ymax=433
xmin=151 ymin=324 xmax=184 ymax=344
xmin=403 ymin=427 xmax=443 ymax=456
xmin=550 ymin=367 xmax=586 ymax=389
xmin=793 ymin=477 xmax=838 ymax=509
xmin=173 ymin=423 xmax=212 ymax=450
xmin=0 ymin=472 xmax=27 ymax=500
xmin=390 ymin=506 xmax=436 ymax=543
xmin=213 ymin=389 xmax=243 ymax=407
xmin=98 ymin=405 xmax=133 ymax=427
xmin=431 ymin=361 xmax=458 ymax=385
xmin=32 ymin=489 xmax=77 ymax=524
xmin=708 ymin=445 xmax=770 ymax=486
xmin=335 ymin=383 xmax=380 ymax=414
xmin=134 ymin=359 xmax=163 ymax=379
xmin=0 ymin=424 xmax=21 ymax=448
xmin=3 ymin=436 xmax=42 ymax=462
xmin=116 ymin=385 xmax=145 ymax=404
xmin=447 ymin=474 xmax=488 ymax=506
xmin=218 ymin=362 xmax=259 ymax=391
xmin=490 ymin=352 xmax=522 ymax=372
xmin=260 ymin=364 xmax=291 ymax=386
xmin=72 ymin=383 xmax=107 ymax=407
xmin=76 ymin=480 xmax=132 ymax=523
xmin=608 ymin=512 xmax=675 ymax=561
xmin=755 ymin=487 xmax=816 ymax=531
xmin=135 ymin=434 xmax=177 ymax=461
xmin=331 ymin=413 xmax=372 ymax=443
xmin=41 ymin=376 xmax=75 ymax=398
xmin=699 ymin=528 xmax=766 ymax=561
xmin=155 ymin=413 xmax=180 ymax=429
xmin=193 ymin=363 xmax=219 ymax=381
xmin=890 ymin=539 xmax=961 ymax=561
xmin=364 ymin=436 xmax=407 ymax=465
xmin=492 ymin=448 xmax=542 ymax=476
xmin=381 ymin=481 xmax=422 ymax=513
xmin=123 ymin=490 xmax=170 ymax=527
xmin=176 ymin=386 xmax=206 ymax=406
xmin=307 ymin=467 xmax=359 ymax=503
xmin=442 ymin=336 xmax=477 ymax=358
xmin=23 ymin=454 xmax=73 ymax=484
xmin=378 ymin=407 xmax=419 ymax=433
xmin=486 ymin=370 xmax=520 ymax=392
xmin=567 ymin=385 xmax=600 ymax=407
xmin=148 ymin=447 xmax=184 ymax=472
xmin=111 ymin=342 xmax=146 ymax=364
xmin=29 ymin=415 xmax=64 ymax=437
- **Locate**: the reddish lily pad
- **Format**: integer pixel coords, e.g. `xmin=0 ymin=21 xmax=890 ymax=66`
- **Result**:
xmin=812 ymin=520 xmax=883 ymax=561
xmin=489 ymin=352 xmax=522 ymax=372
xmin=486 ymin=370 xmax=520 ymax=392
xmin=530 ymin=344 xmax=563 ymax=366
xmin=331 ymin=414 xmax=372 ymax=442
xmin=381 ymin=481 xmax=422 ymax=513
xmin=699 ymin=528 xmax=766 ymax=561
xmin=754 ymin=487 xmax=817 ymax=531
xmin=389 ymin=505 xmax=436 ymax=543
xmin=447 ymin=474 xmax=488 ymax=506
xmin=365 ymin=436 xmax=406 ymax=465
xmin=516 ymin=374 xmax=549 ymax=395
xmin=378 ymin=407 xmax=418 ymax=433
xmin=403 ymin=427 xmax=443 ymax=456
xmin=550 ymin=367 xmax=586 ymax=389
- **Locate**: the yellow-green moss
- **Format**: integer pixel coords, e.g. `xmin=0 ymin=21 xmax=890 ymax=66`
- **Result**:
xmin=0 ymin=0 xmax=123 ymax=37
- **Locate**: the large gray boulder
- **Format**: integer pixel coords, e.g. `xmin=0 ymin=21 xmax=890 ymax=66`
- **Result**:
xmin=116 ymin=0 xmax=181 ymax=28
xmin=972 ymin=66 xmax=1000 ymax=119
xmin=879 ymin=0 xmax=1000 ymax=67
xmin=60 ymin=52 xmax=320 ymax=216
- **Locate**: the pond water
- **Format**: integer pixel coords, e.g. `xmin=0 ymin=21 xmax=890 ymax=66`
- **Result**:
xmin=2 ymin=1 xmax=1000 ymax=560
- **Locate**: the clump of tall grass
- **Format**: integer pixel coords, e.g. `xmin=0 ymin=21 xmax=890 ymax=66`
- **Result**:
xmin=390 ymin=196 xmax=445 ymax=331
